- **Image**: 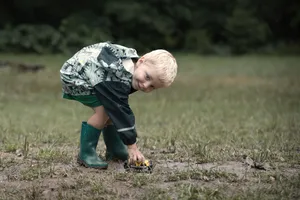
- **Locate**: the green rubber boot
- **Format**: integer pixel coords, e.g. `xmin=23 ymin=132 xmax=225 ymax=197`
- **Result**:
xmin=77 ymin=122 xmax=108 ymax=169
xmin=103 ymin=125 xmax=128 ymax=161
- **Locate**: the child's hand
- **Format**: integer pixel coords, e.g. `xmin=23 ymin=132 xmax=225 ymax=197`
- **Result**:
xmin=127 ymin=143 xmax=145 ymax=164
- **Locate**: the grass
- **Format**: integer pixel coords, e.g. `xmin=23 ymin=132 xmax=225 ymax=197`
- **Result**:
xmin=0 ymin=53 xmax=299 ymax=199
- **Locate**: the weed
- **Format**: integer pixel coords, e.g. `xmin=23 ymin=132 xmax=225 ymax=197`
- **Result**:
xmin=24 ymin=184 xmax=43 ymax=200
xmin=166 ymin=169 xmax=239 ymax=183
xmin=177 ymin=183 xmax=222 ymax=200
xmin=114 ymin=172 xmax=131 ymax=181
xmin=35 ymin=148 xmax=72 ymax=163
xmin=140 ymin=187 xmax=172 ymax=200
xmin=131 ymin=174 xmax=151 ymax=187
xmin=23 ymin=136 xmax=29 ymax=158
xmin=3 ymin=143 xmax=18 ymax=153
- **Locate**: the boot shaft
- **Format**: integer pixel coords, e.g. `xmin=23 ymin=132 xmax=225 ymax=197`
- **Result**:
xmin=103 ymin=125 xmax=128 ymax=161
xmin=78 ymin=121 xmax=108 ymax=169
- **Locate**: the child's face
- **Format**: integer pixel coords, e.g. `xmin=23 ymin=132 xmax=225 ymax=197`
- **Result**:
xmin=132 ymin=58 xmax=163 ymax=93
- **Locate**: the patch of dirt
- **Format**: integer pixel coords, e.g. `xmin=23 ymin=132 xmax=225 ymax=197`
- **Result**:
xmin=155 ymin=160 xmax=248 ymax=178
xmin=1 ymin=151 xmax=300 ymax=200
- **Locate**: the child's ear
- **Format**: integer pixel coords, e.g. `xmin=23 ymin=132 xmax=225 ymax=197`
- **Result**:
xmin=138 ymin=56 xmax=145 ymax=63
xmin=136 ymin=56 xmax=145 ymax=69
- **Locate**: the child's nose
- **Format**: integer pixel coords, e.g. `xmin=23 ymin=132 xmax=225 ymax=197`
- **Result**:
xmin=142 ymin=82 xmax=151 ymax=89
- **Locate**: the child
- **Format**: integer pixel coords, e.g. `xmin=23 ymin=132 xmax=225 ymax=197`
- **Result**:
xmin=60 ymin=41 xmax=177 ymax=169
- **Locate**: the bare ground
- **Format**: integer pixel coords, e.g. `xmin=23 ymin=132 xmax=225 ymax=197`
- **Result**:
xmin=1 ymin=149 xmax=299 ymax=200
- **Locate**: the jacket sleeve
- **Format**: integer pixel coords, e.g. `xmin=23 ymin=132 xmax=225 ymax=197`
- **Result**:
xmin=94 ymin=81 xmax=137 ymax=145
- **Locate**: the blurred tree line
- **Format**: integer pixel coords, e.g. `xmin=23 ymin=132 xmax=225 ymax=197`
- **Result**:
xmin=0 ymin=0 xmax=299 ymax=55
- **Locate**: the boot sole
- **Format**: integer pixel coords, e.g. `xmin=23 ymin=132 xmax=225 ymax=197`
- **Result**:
xmin=77 ymin=156 xmax=108 ymax=170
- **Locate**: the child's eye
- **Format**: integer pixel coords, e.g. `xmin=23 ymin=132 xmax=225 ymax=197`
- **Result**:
xmin=145 ymin=74 xmax=150 ymax=80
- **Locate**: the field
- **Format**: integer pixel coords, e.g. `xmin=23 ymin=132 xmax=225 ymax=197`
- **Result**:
xmin=0 ymin=54 xmax=299 ymax=200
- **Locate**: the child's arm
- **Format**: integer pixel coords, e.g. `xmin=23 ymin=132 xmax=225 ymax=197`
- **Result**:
xmin=94 ymin=81 xmax=136 ymax=145
xmin=94 ymin=81 xmax=144 ymax=162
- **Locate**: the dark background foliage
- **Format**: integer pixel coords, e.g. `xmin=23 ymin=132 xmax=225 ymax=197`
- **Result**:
xmin=0 ymin=0 xmax=299 ymax=54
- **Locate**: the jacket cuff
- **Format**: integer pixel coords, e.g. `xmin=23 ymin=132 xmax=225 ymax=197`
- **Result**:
xmin=118 ymin=129 xmax=137 ymax=145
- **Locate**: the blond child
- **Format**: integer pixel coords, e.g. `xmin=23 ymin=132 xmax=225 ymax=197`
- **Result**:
xmin=60 ymin=42 xmax=177 ymax=169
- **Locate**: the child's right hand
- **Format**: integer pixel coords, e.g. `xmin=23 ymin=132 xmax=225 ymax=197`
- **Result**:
xmin=127 ymin=143 xmax=145 ymax=164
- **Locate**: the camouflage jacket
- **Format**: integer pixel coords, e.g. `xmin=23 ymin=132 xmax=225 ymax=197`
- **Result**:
xmin=60 ymin=42 xmax=139 ymax=145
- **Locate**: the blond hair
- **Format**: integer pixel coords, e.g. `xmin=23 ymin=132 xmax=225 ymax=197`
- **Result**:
xmin=143 ymin=49 xmax=178 ymax=87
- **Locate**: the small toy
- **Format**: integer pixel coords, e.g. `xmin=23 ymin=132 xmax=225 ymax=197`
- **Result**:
xmin=124 ymin=159 xmax=154 ymax=173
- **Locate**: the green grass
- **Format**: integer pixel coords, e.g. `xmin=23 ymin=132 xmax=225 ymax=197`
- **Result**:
xmin=0 ymin=54 xmax=299 ymax=199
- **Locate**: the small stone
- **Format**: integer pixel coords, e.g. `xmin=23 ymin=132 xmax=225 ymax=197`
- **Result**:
xmin=279 ymin=157 xmax=285 ymax=162
xmin=16 ymin=149 xmax=23 ymax=157
xmin=244 ymin=156 xmax=255 ymax=167
xmin=262 ymin=162 xmax=272 ymax=171
xmin=270 ymin=176 xmax=276 ymax=182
